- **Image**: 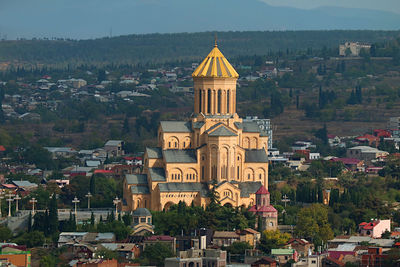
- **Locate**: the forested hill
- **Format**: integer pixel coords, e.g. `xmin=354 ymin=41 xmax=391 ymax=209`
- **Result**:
xmin=0 ymin=30 xmax=399 ymax=66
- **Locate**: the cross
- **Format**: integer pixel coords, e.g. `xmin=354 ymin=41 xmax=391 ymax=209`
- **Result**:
xmin=29 ymin=197 xmax=37 ymax=215
xmin=85 ymin=192 xmax=92 ymax=209
xmin=281 ymin=194 xmax=290 ymax=208
xmin=6 ymin=193 xmax=13 ymax=217
xmin=14 ymin=194 xmax=21 ymax=212
xmin=72 ymin=196 xmax=80 ymax=223
xmin=113 ymin=197 xmax=121 ymax=218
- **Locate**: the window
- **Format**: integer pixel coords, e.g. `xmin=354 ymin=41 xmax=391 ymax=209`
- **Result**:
xmin=140 ymin=218 xmax=146 ymax=223
xmin=311 ymin=260 xmax=316 ymax=264
xmin=259 ymin=174 xmax=262 ymax=180
xmin=207 ymin=89 xmax=211 ymax=113
xmin=227 ymin=90 xmax=230 ymax=113
xmin=248 ymin=174 xmax=250 ymax=180
xmin=168 ymin=142 xmax=171 ymax=148
xmin=183 ymin=142 xmax=186 ymax=147
xmin=175 ymin=142 xmax=177 ymax=148
xmin=199 ymin=90 xmax=202 ymax=112
xmin=218 ymin=90 xmax=221 ymax=113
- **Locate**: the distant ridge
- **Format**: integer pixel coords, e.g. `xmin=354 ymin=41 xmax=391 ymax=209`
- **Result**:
xmin=0 ymin=30 xmax=399 ymax=66
xmin=0 ymin=0 xmax=399 ymax=40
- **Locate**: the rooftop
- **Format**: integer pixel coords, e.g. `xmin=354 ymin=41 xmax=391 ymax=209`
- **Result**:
xmin=192 ymin=44 xmax=239 ymax=79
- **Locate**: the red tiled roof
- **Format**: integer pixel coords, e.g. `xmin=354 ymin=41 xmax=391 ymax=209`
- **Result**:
xmin=359 ymin=221 xmax=379 ymax=230
xmin=145 ymin=235 xmax=174 ymax=241
xmin=1 ymin=184 xmax=17 ymax=189
xmin=331 ymin=158 xmax=361 ymax=165
xmin=258 ymin=206 xmax=277 ymax=212
xmin=0 ymin=145 xmax=6 ymax=152
xmin=94 ymin=170 xmax=114 ymax=174
xmin=249 ymin=205 xmax=257 ymax=212
xmin=255 ymin=185 xmax=269 ymax=195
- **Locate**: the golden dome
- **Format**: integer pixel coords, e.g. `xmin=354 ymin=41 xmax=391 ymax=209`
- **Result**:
xmin=192 ymin=44 xmax=239 ymax=78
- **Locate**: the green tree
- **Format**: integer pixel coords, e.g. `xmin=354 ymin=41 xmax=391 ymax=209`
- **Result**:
xmin=258 ymin=230 xmax=291 ymax=253
xmin=295 ymin=204 xmax=334 ymax=247
xmin=0 ymin=225 xmax=12 ymax=241
xmin=226 ymin=241 xmax=252 ymax=255
xmin=141 ymin=242 xmax=174 ymax=267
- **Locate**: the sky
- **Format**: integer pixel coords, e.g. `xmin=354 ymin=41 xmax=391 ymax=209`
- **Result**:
xmin=261 ymin=0 xmax=400 ymax=14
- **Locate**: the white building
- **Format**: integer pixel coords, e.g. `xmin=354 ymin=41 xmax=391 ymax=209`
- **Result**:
xmin=339 ymin=42 xmax=371 ymax=57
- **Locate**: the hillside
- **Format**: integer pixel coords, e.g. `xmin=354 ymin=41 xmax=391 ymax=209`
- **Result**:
xmin=0 ymin=30 xmax=399 ymax=67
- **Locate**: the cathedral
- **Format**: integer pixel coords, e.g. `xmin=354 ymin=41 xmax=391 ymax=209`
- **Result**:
xmin=122 ymin=43 xmax=277 ymax=229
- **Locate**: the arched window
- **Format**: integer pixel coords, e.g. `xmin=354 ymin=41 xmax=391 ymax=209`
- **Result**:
xmin=207 ymin=89 xmax=211 ymax=113
xmin=168 ymin=142 xmax=171 ymax=148
xmin=218 ymin=90 xmax=221 ymax=113
xmin=199 ymin=90 xmax=202 ymax=113
xmin=227 ymin=90 xmax=230 ymax=113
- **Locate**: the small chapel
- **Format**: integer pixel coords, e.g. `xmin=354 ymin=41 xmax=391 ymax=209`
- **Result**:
xmin=122 ymin=42 xmax=277 ymax=230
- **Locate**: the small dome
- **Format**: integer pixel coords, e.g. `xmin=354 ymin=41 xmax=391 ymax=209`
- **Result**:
xmin=133 ymin=208 xmax=151 ymax=217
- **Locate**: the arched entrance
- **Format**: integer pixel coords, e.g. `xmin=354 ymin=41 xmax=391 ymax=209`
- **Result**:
xmin=164 ymin=202 xmax=175 ymax=211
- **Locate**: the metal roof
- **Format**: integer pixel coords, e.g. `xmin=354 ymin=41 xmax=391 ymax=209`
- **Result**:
xmin=245 ymin=149 xmax=269 ymax=163
xmin=192 ymin=121 xmax=205 ymax=129
xmin=130 ymin=185 xmax=150 ymax=194
xmin=149 ymin=168 xmax=166 ymax=181
xmin=192 ymin=45 xmax=239 ymax=78
xmin=239 ymin=182 xmax=262 ymax=197
xmin=126 ymin=174 xmax=148 ymax=185
xmin=208 ymin=125 xmax=237 ymax=137
xmin=158 ymin=183 xmax=208 ymax=197
xmin=160 ymin=121 xmax=192 ymax=133
xmin=105 ymin=140 xmax=123 ymax=146
xmin=146 ymin=147 xmax=163 ymax=159
xmin=133 ymin=208 xmax=152 ymax=217
xmin=163 ymin=149 xmax=197 ymax=163
xmin=12 ymin=180 xmax=37 ymax=188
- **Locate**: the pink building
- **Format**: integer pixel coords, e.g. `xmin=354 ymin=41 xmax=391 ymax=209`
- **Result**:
xmin=358 ymin=219 xmax=390 ymax=238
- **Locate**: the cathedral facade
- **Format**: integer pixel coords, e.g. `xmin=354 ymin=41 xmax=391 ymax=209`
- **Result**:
xmin=122 ymin=44 xmax=274 ymax=218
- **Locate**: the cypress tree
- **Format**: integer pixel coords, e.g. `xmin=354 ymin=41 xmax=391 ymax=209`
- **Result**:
xmin=90 ymin=175 xmax=96 ymax=194
xmin=48 ymin=194 xmax=59 ymax=234
xmin=91 ymin=212 xmax=95 ymax=226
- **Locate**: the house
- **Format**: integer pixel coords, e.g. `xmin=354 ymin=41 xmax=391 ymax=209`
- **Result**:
xmin=44 ymin=147 xmax=77 ymax=158
xmin=346 ymin=146 xmax=388 ymax=162
xmin=358 ymin=219 xmax=390 ymax=238
xmin=0 ymin=246 xmax=31 ymax=267
xmin=330 ymin=158 xmax=363 ymax=171
xmin=58 ymin=232 xmax=115 ymax=247
xmin=165 ymin=249 xmax=226 ymax=267
xmin=355 ymin=134 xmax=379 ymax=147
xmin=373 ymin=129 xmax=391 ymax=138
xmin=271 ymin=249 xmax=298 ymax=264
xmin=104 ymin=140 xmax=124 ymax=157
xmin=72 ymin=259 xmax=118 ymax=267
xmin=292 ymin=253 xmax=328 ymax=267
xmin=99 ymin=243 xmax=139 ymax=260
xmin=285 ymin=239 xmax=313 ymax=258
xmin=212 ymin=231 xmax=240 ymax=247
xmin=328 ymin=135 xmax=341 ymax=147
xmin=239 ymin=228 xmax=260 ymax=248
xmin=361 ymin=247 xmax=388 ymax=267
xmin=11 ymin=180 xmax=38 ymax=192
xmin=251 ymin=256 xmax=277 ymax=267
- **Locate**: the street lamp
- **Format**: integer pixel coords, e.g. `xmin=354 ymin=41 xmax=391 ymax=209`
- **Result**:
xmin=113 ymin=197 xmax=121 ymax=218
xmin=6 ymin=193 xmax=13 ymax=217
xmin=14 ymin=194 xmax=21 ymax=212
xmin=29 ymin=198 xmax=37 ymax=215
xmin=85 ymin=192 xmax=92 ymax=209
xmin=72 ymin=196 xmax=80 ymax=223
